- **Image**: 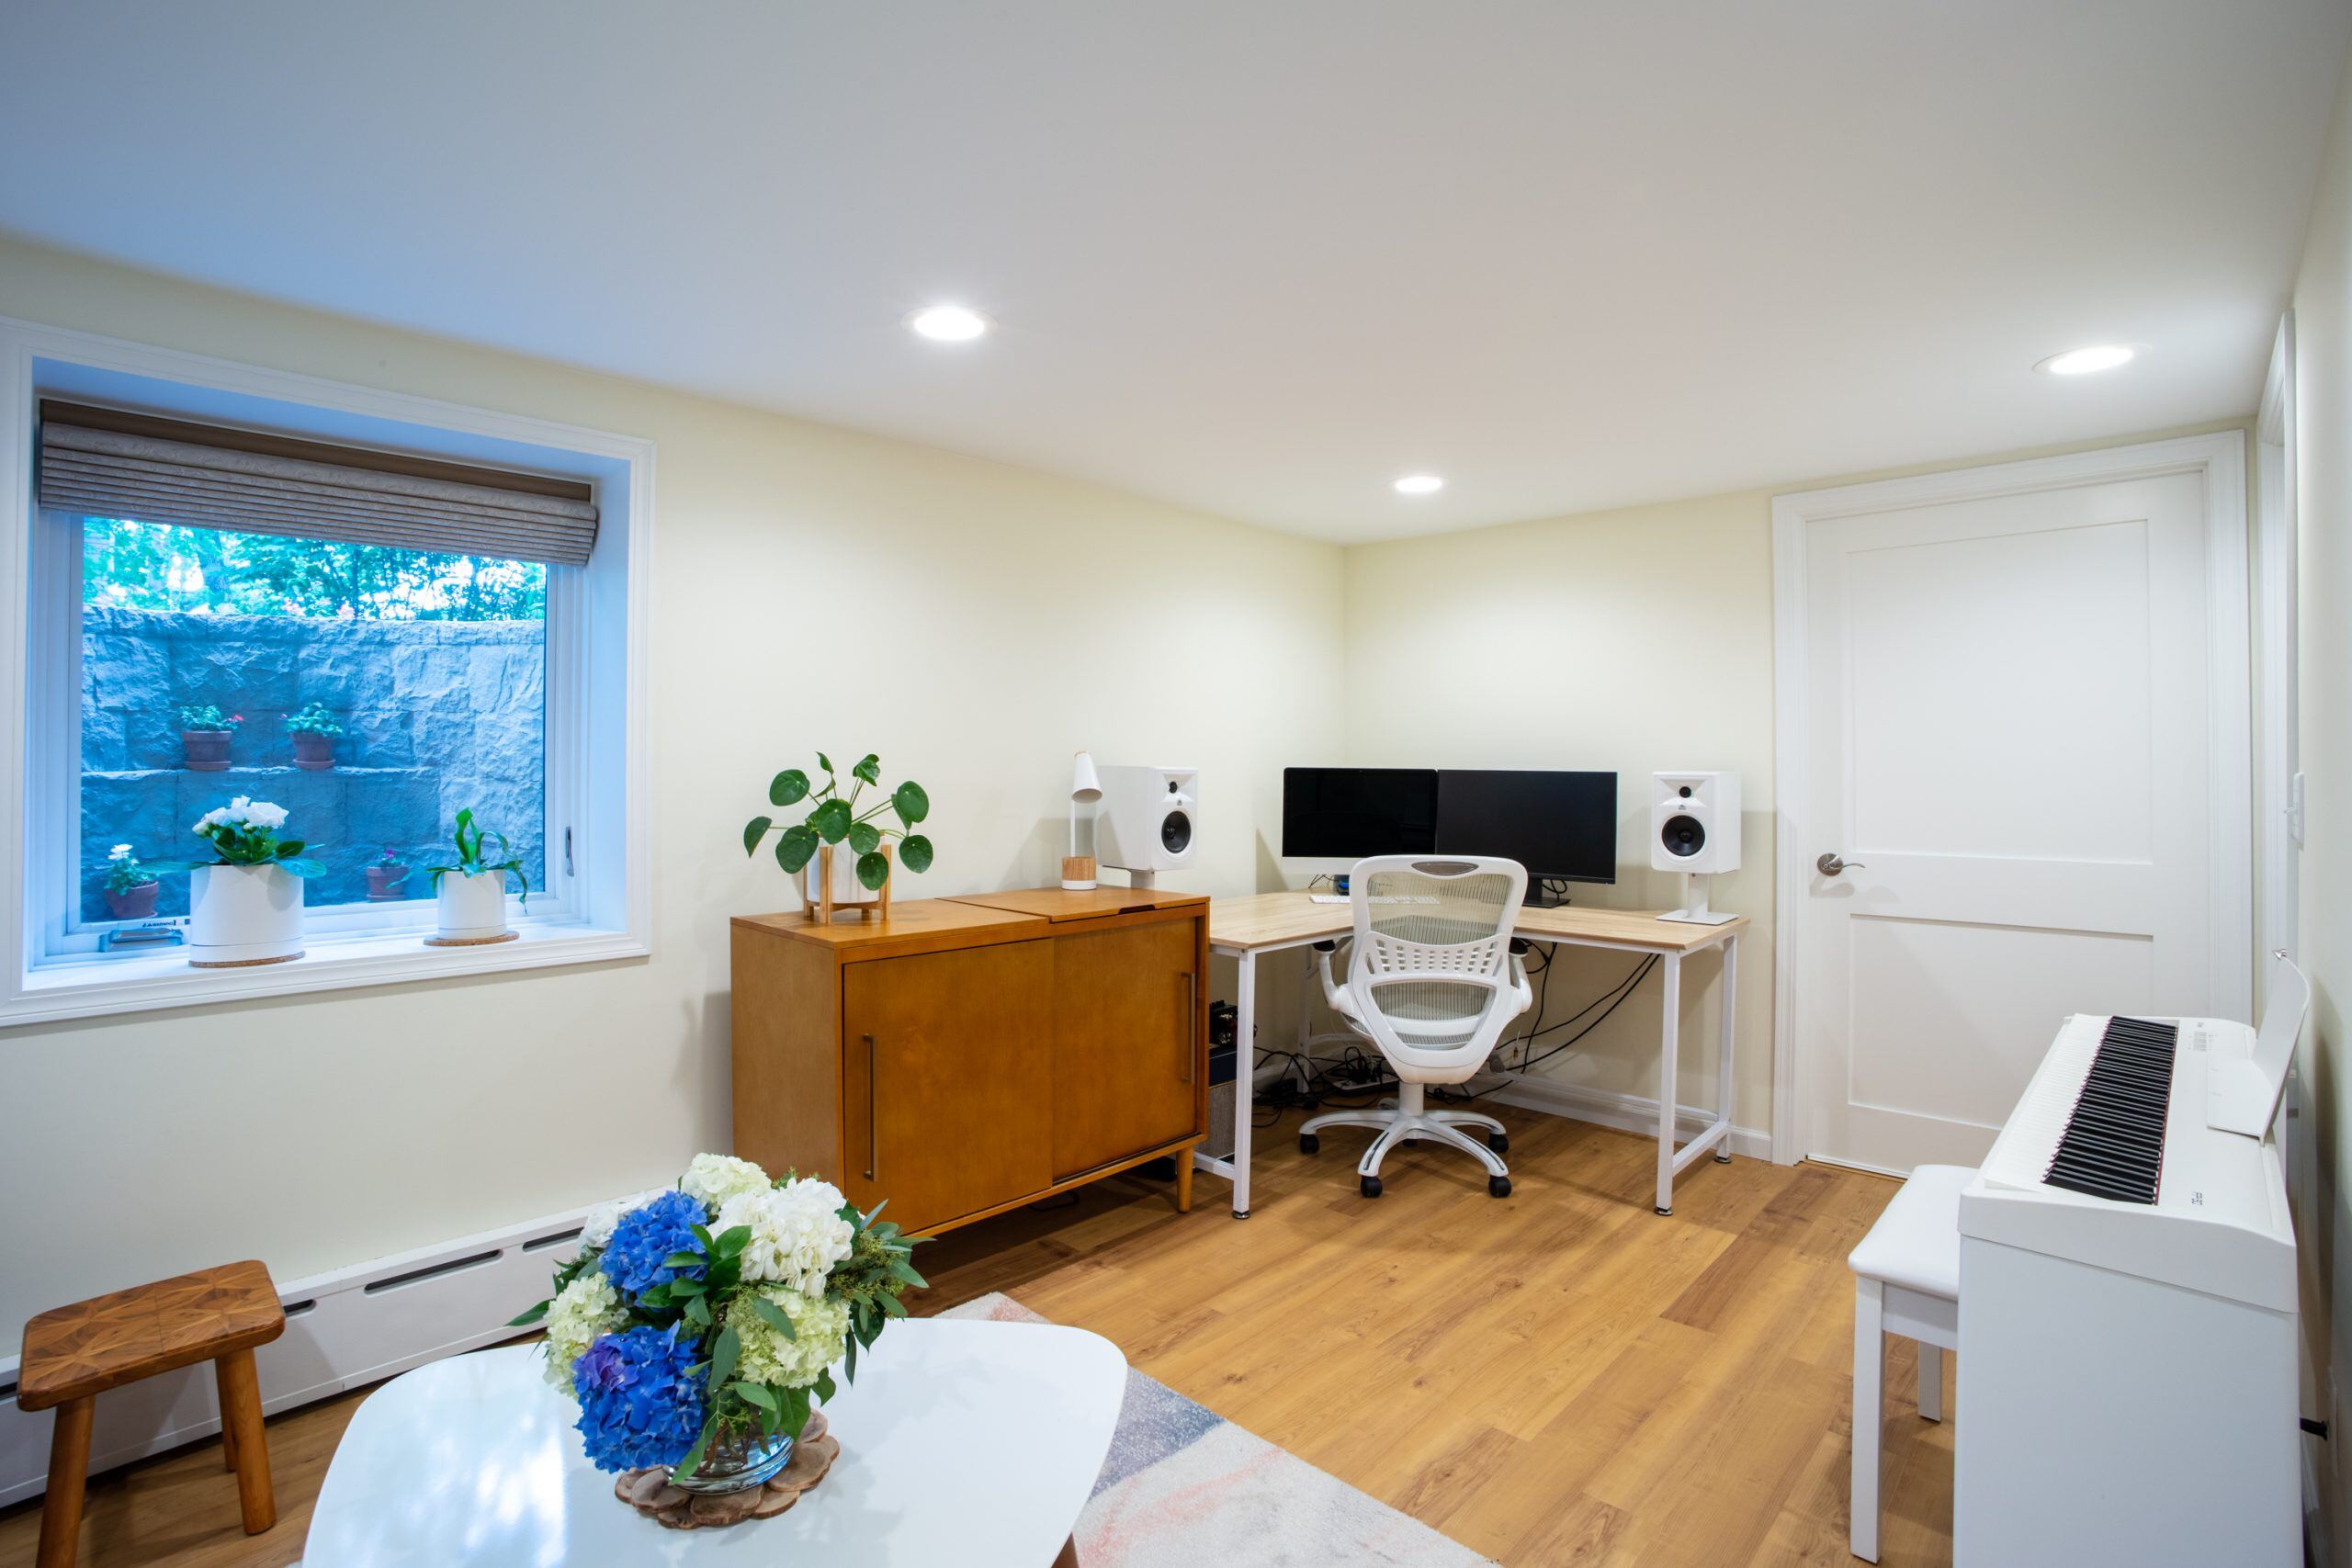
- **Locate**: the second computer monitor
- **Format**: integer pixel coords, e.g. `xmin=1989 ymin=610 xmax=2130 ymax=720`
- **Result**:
xmin=1434 ymin=769 xmax=1617 ymax=886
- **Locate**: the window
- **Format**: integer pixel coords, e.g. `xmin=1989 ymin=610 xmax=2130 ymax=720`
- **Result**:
xmin=72 ymin=517 xmax=549 ymax=939
xmin=1 ymin=320 xmax=651 ymax=1026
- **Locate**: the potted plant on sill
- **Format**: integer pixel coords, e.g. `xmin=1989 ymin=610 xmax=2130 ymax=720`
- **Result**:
xmin=366 ymin=847 xmax=411 ymax=901
xmin=150 ymin=797 xmax=323 ymax=967
xmin=286 ymin=703 xmax=345 ymax=771
xmin=101 ymin=842 xmax=161 ymax=920
xmin=177 ymin=705 xmax=241 ymax=773
xmin=427 ymin=807 xmax=529 ymax=944
xmin=742 ymin=752 xmax=933 ymax=924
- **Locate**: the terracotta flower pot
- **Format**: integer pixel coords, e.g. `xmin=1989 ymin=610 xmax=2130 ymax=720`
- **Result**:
xmin=365 ymin=863 xmax=412 ymax=901
xmin=291 ymin=731 xmax=337 ymax=771
xmin=103 ymin=881 xmax=160 ymax=920
xmin=187 ymin=863 xmax=304 ymax=967
xmin=182 ymin=728 xmax=232 ymax=772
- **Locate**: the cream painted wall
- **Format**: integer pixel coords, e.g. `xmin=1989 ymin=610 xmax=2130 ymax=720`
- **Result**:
xmin=2288 ymin=39 xmax=2352 ymax=1561
xmin=1340 ymin=418 xmax=2255 ymax=1142
xmin=0 ymin=238 xmax=1346 ymax=1346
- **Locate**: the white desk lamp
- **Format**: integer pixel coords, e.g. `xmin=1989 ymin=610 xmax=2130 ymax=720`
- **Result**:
xmin=1063 ymin=750 xmax=1102 ymax=890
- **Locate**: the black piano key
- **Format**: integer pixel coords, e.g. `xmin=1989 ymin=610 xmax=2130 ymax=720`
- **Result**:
xmin=2041 ymin=1014 xmax=2177 ymax=1206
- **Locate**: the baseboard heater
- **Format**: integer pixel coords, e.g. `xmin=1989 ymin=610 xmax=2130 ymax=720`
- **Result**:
xmin=0 ymin=1198 xmax=608 ymax=1507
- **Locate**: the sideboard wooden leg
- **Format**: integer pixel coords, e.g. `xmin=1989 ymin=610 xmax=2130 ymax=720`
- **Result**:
xmin=1053 ymin=1534 xmax=1081 ymax=1568
xmin=216 ymin=1348 xmax=277 ymax=1534
xmin=35 ymin=1396 xmax=94 ymax=1568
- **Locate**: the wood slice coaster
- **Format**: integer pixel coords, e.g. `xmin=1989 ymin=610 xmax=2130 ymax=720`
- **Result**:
xmin=188 ymin=952 xmax=304 ymax=968
xmin=423 ymin=931 xmax=520 ymax=947
xmin=614 ymin=1410 xmax=841 ymax=1530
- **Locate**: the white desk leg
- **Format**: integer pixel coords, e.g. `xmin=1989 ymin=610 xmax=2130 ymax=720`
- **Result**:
xmin=1852 ymin=1276 xmax=1884 ymax=1562
xmin=1231 ymin=948 xmax=1256 ymax=1218
xmin=1656 ymin=951 xmax=1682 ymax=1214
xmin=1714 ymin=933 xmax=1737 ymax=1165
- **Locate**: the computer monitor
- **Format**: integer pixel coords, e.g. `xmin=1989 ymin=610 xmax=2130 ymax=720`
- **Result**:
xmin=1281 ymin=767 xmax=1438 ymax=858
xmin=1434 ymin=770 xmax=1618 ymax=887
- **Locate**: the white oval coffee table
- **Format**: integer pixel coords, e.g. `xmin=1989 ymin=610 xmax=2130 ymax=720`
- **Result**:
xmin=307 ymin=1318 xmax=1126 ymax=1566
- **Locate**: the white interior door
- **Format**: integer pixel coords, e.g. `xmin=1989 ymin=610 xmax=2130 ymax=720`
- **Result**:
xmin=1784 ymin=443 xmax=2250 ymax=1173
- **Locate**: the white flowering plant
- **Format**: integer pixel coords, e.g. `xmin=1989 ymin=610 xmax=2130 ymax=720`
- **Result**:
xmin=103 ymin=843 xmax=157 ymax=894
xmin=149 ymin=796 xmax=324 ymax=877
xmin=510 ymin=1155 xmax=926 ymax=1481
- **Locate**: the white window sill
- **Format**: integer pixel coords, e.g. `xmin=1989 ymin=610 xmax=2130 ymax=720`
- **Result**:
xmin=6 ymin=917 xmax=647 ymax=1027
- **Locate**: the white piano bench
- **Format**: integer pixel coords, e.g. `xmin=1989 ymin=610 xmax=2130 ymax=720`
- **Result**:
xmin=1847 ymin=1163 xmax=1973 ymax=1564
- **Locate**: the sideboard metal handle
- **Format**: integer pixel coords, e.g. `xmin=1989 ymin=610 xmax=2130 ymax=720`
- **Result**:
xmin=1182 ymin=973 xmax=1197 ymax=1084
xmin=864 ymin=1032 xmax=877 ymax=1183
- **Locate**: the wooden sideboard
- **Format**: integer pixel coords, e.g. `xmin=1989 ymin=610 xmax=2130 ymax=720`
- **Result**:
xmin=730 ymin=886 xmax=1208 ymax=1236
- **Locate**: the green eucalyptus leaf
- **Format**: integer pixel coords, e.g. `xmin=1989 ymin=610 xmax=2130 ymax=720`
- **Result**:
xmin=855 ymin=851 xmax=891 ymax=890
xmin=852 ymin=753 xmax=882 ymax=785
xmin=710 ymin=1324 xmax=741 ymax=1390
xmin=748 ymin=1294 xmax=798 ymax=1340
xmin=777 ymin=824 xmax=820 ymax=874
xmin=742 ymin=817 xmax=774 ymax=856
xmin=672 ymin=1416 xmax=717 ymax=1483
xmin=877 ymin=1290 xmax=909 ymax=1318
xmin=662 ymin=1250 xmax=705 ymax=1269
xmin=770 ymin=770 xmax=811 ymax=807
xmin=847 ymin=821 xmax=881 ymax=856
xmin=843 ymin=1334 xmax=858 ymax=1384
xmin=810 ymin=798 xmax=854 ymax=843
xmin=716 ymin=1224 xmax=751 ymax=1260
xmin=733 ymin=1380 xmax=779 ymax=1416
xmin=898 ymin=834 xmax=934 ymax=874
xmin=685 ymin=1293 xmax=713 ymax=1327
xmin=892 ymin=781 xmax=930 ymax=825
xmin=507 ymin=1299 xmax=550 ymax=1327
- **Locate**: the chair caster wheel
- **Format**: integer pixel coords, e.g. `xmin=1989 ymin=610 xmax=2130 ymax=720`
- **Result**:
xmin=1487 ymin=1132 xmax=1509 ymax=1154
xmin=1489 ymin=1176 xmax=1512 ymax=1199
xmin=1656 ymin=1206 xmax=1673 ymax=1216
xmin=1299 ymin=1134 xmax=1319 ymax=1156
xmin=1714 ymin=1152 xmax=1733 ymax=1164
xmin=1360 ymin=1175 xmax=1383 ymax=1199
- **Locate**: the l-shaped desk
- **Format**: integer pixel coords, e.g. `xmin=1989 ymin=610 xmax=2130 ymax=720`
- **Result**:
xmin=1192 ymin=891 xmax=1748 ymax=1218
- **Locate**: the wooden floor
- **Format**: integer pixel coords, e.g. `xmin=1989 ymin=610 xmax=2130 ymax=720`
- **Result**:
xmin=0 ymin=1107 xmax=1951 ymax=1567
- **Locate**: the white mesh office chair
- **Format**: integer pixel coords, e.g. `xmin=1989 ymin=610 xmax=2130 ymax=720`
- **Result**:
xmin=1301 ymin=856 xmax=1535 ymax=1198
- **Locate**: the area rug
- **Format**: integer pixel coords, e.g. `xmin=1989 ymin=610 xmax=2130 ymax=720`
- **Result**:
xmin=940 ymin=1292 xmax=1496 ymax=1567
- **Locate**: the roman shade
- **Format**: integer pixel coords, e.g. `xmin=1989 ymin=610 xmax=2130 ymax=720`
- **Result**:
xmin=36 ymin=400 xmax=599 ymax=567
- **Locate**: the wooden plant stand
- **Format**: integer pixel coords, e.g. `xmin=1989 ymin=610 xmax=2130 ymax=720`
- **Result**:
xmin=798 ymin=843 xmax=893 ymax=924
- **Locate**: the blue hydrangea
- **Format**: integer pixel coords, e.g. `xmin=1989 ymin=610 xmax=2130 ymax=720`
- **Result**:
xmin=598 ymin=1189 xmax=708 ymax=1295
xmin=571 ymin=1324 xmax=707 ymax=1472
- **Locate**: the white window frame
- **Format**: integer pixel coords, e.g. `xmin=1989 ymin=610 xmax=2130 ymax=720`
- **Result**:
xmin=0 ymin=314 xmax=652 ymax=1025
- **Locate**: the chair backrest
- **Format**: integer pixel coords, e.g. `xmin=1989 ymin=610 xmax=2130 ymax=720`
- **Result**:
xmin=1345 ymin=856 xmax=1528 ymax=1065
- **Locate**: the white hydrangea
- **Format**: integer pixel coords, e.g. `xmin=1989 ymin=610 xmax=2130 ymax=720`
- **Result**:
xmin=579 ymin=1188 xmax=672 ymax=1251
xmin=714 ymin=1178 xmax=854 ymax=1295
xmin=733 ymin=1286 xmax=851 ymax=1390
xmin=542 ymin=1271 xmax=626 ymax=1390
xmin=680 ymin=1153 xmax=772 ymax=1210
xmin=194 ymin=796 xmax=288 ymax=834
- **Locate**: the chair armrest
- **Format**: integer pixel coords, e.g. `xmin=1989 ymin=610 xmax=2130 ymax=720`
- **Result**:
xmin=1316 ymin=941 xmax=1363 ymax=1023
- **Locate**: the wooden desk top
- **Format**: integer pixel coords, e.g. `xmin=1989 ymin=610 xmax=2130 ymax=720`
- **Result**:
xmin=1207 ymin=889 xmax=1747 ymax=954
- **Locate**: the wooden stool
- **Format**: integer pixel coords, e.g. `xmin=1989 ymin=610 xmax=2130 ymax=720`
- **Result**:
xmin=17 ymin=1260 xmax=286 ymax=1568
xmin=1847 ymin=1165 xmax=1971 ymax=1563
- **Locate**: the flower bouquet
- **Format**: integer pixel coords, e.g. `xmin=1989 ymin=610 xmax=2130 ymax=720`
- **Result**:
xmin=513 ymin=1155 xmax=926 ymax=1495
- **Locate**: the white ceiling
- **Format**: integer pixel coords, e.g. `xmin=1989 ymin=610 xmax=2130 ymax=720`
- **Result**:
xmin=3 ymin=2 xmax=2346 ymax=543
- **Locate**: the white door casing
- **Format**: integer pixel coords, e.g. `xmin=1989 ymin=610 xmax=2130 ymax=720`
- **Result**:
xmin=1771 ymin=433 xmax=2251 ymax=1172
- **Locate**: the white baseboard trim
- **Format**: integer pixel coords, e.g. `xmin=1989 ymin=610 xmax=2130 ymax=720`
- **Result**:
xmin=0 ymin=1198 xmax=608 ymax=1507
xmin=1482 ymin=1071 xmax=1774 ymax=1162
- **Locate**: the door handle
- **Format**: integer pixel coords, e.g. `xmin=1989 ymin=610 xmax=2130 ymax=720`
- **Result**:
xmin=863 ymin=1032 xmax=877 ymax=1182
xmin=1815 ymin=852 xmax=1866 ymax=877
xmin=1182 ymin=973 xmax=1197 ymax=1084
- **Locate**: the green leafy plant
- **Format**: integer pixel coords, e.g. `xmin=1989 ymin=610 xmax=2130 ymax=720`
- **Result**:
xmin=427 ymin=807 xmax=530 ymax=907
xmin=743 ymin=753 xmax=933 ymax=891
xmin=285 ymin=701 xmax=345 ymax=737
xmin=176 ymin=704 xmax=241 ymax=731
xmin=103 ymin=842 xmax=156 ymax=894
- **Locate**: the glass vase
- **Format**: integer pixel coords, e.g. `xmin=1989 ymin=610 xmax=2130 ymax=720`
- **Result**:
xmin=670 ymin=1427 xmax=795 ymax=1495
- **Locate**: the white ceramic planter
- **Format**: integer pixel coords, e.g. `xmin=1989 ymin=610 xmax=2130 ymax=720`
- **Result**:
xmin=187 ymin=863 xmax=305 ymax=967
xmin=435 ymin=870 xmax=513 ymax=941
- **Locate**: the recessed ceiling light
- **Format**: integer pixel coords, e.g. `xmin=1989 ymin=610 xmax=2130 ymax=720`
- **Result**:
xmin=1394 ymin=474 xmax=1444 ymax=496
xmin=2036 ymin=344 xmax=2137 ymax=376
xmin=908 ymin=304 xmax=991 ymax=343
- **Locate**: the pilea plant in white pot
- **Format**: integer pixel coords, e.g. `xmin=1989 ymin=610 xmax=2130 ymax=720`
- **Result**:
xmin=153 ymin=797 xmax=323 ymax=967
xmin=742 ymin=752 xmax=933 ymax=923
xmin=428 ymin=807 xmax=529 ymax=943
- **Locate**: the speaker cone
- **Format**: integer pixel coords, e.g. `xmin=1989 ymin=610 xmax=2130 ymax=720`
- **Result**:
xmin=1662 ymin=814 xmax=1705 ymax=858
xmin=1160 ymin=811 xmax=1193 ymax=854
